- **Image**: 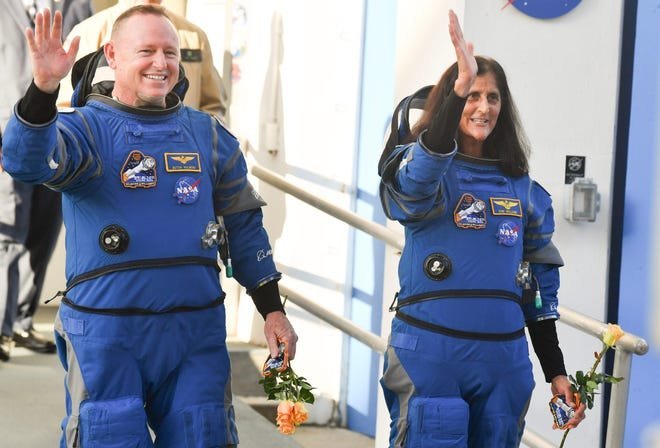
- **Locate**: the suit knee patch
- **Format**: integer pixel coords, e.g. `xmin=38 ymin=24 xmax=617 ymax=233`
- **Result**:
xmin=78 ymin=396 xmax=151 ymax=446
xmin=158 ymin=402 xmax=236 ymax=448
xmin=406 ymin=396 xmax=468 ymax=447
xmin=475 ymin=415 xmax=523 ymax=447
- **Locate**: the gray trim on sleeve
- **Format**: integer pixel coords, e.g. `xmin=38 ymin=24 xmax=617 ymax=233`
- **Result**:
xmin=218 ymin=181 xmax=267 ymax=215
xmin=524 ymin=241 xmax=564 ymax=266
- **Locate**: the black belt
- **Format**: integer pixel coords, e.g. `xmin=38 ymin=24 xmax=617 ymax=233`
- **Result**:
xmin=391 ymin=289 xmax=522 ymax=312
xmin=46 ymin=256 xmax=219 ymax=304
xmin=396 ymin=310 xmax=525 ymax=341
xmin=61 ymin=294 xmax=226 ymax=316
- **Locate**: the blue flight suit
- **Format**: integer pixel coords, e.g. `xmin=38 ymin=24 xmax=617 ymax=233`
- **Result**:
xmin=2 ymin=92 xmax=279 ymax=447
xmin=379 ymin=133 xmax=562 ymax=447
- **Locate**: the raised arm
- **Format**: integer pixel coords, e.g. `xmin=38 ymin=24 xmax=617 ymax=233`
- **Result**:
xmin=26 ymin=8 xmax=80 ymax=94
xmin=448 ymin=9 xmax=477 ymax=97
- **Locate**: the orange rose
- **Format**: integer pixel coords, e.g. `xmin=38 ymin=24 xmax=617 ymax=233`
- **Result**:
xmin=276 ymin=401 xmax=297 ymax=435
xmin=292 ymin=401 xmax=309 ymax=425
xmin=602 ymin=324 xmax=624 ymax=347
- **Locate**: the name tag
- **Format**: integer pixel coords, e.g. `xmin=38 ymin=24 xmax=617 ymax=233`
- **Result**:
xmin=164 ymin=153 xmax=201 ymax=172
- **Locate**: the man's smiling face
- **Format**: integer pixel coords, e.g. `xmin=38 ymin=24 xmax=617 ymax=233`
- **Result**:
xmin=105 ymin=12 xmax=180 ymax=108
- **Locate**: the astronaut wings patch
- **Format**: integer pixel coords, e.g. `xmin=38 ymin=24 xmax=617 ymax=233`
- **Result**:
xmin=164 ymin=152 xmax=201 ymax=172
xmin=489 ymin=197 xmax=522 ymax=217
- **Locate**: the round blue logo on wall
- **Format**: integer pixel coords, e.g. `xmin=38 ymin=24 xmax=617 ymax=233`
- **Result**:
xmin=512 ymin=0 xmax=582 ymax=19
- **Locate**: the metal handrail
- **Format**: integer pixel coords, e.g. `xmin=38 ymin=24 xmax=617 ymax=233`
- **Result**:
xmin=521 ymin=428 xmax=557 ymax=448
xmin=557 ymin=306 xmax=648 ymax=448
xmin=280 ymin=283 xmax=388 ymax=354
xmin=251 ymin=164 xmax=404 ymax=250
xmin=557 ymin=306 xmax=648 ymax=356
xmin=251 ymin=163 xmax=649 ymax=448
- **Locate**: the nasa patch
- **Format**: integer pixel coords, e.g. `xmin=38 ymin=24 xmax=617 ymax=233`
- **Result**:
xmin=453 ymin=193 xmax=487 ymax=229
xmin=173 ymin=176 xmax=201 ymax=204
xmin=121 ymin=150 xmax=157 ymax=188
xmin=496 ymin=220 xmax=520 ymax=246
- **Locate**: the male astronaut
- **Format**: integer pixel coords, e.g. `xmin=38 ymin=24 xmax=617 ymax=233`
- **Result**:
xmin=2 ymin=6 xmax=296 ymax=447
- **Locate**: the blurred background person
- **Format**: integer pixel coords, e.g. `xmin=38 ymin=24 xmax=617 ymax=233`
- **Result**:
xmin=1 ymin=0 xmax=93 ymax=362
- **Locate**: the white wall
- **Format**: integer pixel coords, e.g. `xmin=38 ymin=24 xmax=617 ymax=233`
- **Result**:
xmin=465 ymin=2 xmax=622 ymax=445
xmin=203 ymin=0 xmax=366 ymax=418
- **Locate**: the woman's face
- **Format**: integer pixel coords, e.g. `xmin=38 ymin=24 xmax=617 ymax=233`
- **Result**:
xmin=458 ymin=72 xmax=502 ymax=146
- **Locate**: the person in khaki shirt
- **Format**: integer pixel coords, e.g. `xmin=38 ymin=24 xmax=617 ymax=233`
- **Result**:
xmin=58 ymin=0 xmax=228 ymax=118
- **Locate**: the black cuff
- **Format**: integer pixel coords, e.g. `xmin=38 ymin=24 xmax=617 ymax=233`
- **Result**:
xmin=250 ymin=280 xmax=285 ymax=319
xmin=422 ymin=90 xmax=466 ymax=154
xmin=527 ymin=318 xmax=567 ymax=383
xmin=17 ymin=80 xmax=59 ymax=124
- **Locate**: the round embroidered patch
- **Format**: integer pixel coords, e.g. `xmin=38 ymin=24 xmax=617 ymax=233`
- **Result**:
xmin=496 ymin=221 xmax=520 ymax=246
xmin=173 ymin=176 xmax=201 ymax=204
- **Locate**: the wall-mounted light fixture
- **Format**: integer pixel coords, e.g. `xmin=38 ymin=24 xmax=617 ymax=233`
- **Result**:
xmin=564 ymin=177 xmax=600 ymax=222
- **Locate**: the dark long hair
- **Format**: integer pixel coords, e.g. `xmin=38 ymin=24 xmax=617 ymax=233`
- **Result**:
xmin=410 ymin=56 xmax=530 ymax=177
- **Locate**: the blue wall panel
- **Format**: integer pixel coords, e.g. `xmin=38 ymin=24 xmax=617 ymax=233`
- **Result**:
xmin=346 ymin=0 xmax=397 ymax=436
xmin=619 ymin=1 xmax=659 ymax=446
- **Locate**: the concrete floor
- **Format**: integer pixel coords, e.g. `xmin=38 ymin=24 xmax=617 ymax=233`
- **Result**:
xmin=0 ymin=306 xmax=375 ymax=448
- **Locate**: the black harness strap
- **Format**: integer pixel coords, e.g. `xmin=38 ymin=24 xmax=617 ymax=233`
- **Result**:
xmin=396 ymin=310 xmax=525 ymax=341
xmin=67 ymin=256 xmax=219 ymax=289
xmin=46 ymin=257 xmax=219 ymax=304
xmin=61 ymin=295 xmax=226 ymax=316
xmin=392 ymin=289 xmax=522 ymax=311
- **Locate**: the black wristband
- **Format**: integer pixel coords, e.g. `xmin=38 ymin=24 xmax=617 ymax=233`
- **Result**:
xmin=17 ymin=80 xmax=59 ymax=124
xmin=422 ymin=90 xmax=466 ymax=154
xmin=250 ymin=280 xmax=285 ymax=319
xmin=527 ymin=318 xmax=567 ymax=383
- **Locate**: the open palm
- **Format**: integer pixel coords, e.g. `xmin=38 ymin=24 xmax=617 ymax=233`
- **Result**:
xmin=448 ymin=10 xmax=477 ymax=98
xmin=25 ymin=8 xmax=80 ymax=93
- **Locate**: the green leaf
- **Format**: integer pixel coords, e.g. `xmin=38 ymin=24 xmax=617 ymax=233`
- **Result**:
xmin=586 ymin=395 xmax=595 ymax=410
xmin=299 ymin=388 xmax=315 ymax=404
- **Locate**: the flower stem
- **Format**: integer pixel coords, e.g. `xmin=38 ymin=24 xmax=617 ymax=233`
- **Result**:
xmin=559 ymin=428 xmax=570 ymax=448
xmin=587 ymin=345 xmax=608 ymax=379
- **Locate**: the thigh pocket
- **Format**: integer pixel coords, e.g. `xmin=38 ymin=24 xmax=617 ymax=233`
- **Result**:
xmin=182 ymin=403 xmax=228 ymax=448
xmin=79 ymin=396 xmax=151 ymax=447
xmin=406 ymin=396 xmax=468 ymax=448
xmin=158 ymin=402 xmax=230 ymax=448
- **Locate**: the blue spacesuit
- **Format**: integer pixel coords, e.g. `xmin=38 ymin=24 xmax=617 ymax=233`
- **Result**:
xmin=378 ymin=91 xmax=563 ymax=447
xmin=3 ymin=86 xmax=278 ymax=447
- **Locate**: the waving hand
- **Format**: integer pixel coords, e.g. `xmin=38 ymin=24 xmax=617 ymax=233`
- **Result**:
xmin=448 ymin=10 xmax=477 ymax=98
xmin=25 ymin=8 xmax=80 ymax=94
